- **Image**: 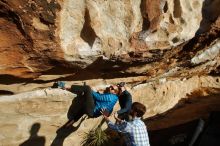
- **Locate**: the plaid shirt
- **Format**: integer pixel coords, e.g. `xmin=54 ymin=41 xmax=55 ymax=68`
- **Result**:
xmin=108 ymin=117 xmax=150 ymax=146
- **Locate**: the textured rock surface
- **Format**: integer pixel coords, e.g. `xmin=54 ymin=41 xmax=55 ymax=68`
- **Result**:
xmin=0 ymin=0 xmax=219 ymax=79
xmin=0 ymin=89 xmax=108 ymax=146
xmin=0 ymin=0 xmax=220 ymax=145
xmin=0 ymin=76 xmax=220 ymax=146
xmin=129 ymin=0 xmax=220 ymax=50
xmin=0 ymin=0 xmax=63 ymax=78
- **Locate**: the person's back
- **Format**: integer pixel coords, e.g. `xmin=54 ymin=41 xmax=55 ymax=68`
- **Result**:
xmin=125 ymin=117 xmax=149 ymax=146
xmin=102 ymin=102 xmax=150 ymax=146
xmin=92 ymin=87 xmax=118 ymax=117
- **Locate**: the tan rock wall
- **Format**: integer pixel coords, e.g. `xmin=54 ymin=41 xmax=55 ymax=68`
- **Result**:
xmin=0 ymin=0 xmax=63 ymax=78
xmin=1 ymin=76 xmax=220 ymax=146
xmin=132 ymin=76 xmax=220 ymax=118
xmin=59 ymin=0 xmax=142 ymax=61
xmin=0 ymin=0 xmax=219 ymax=145
xmin=142 ymin=0 xmax=204 ymax=49
xmin=0 ymin=0 xmax=219 ymax=78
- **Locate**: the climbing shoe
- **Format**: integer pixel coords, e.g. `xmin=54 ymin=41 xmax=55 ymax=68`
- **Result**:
xmin=52 ymin=81 xmax=65 ymax=89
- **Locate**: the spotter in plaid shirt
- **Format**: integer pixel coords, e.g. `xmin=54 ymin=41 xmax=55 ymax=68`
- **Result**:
xmin=107 ymin=117 xmax=150 ymax=146
xmin=102 ymin=102 xmax=150 ymax=146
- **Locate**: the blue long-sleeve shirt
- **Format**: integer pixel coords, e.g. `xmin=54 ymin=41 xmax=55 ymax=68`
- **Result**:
xmin=92 ymin=91 xmax=118 ymax=117
xmin=117 ymin=90 xmax=132 ymax=115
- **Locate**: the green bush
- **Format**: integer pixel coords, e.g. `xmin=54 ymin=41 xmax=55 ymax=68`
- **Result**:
xmin=81 ymin=126 xmax=109 ymax=146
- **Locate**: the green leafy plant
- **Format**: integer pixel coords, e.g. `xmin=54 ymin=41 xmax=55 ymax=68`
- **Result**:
xmin=81 ymin=126 xmax=109 ymax=146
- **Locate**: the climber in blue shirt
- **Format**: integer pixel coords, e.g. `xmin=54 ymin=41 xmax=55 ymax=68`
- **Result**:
xmin=92 ymin=91 xmax=118 ymax=117
xmin=52 ymin=82 xmax=119 ymax=127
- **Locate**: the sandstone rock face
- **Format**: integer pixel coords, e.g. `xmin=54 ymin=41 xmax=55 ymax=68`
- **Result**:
xmin=132 ymin=76 xmax=220 ymax=118
xmin=0 ymin=89 xmax=109 ymax=146
xmin=0 ymin=0 xmax=220 ymax=145
xmin=59 ymin=0 xmax=142 ymax=61
xmin=0 ymin=0 xmax=219 ymax=78
xmin=0 ymin=89 xmax=75 ymax=146
xmin=0 ymin=0 xmax=63 ymax=78
xmin=141 ymin=0 xmax=204 ymax=49
xmin=140 ymin=0 xmax=220 ymax=50
xmin=0 ymin=76 xmax=220 ymax=146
